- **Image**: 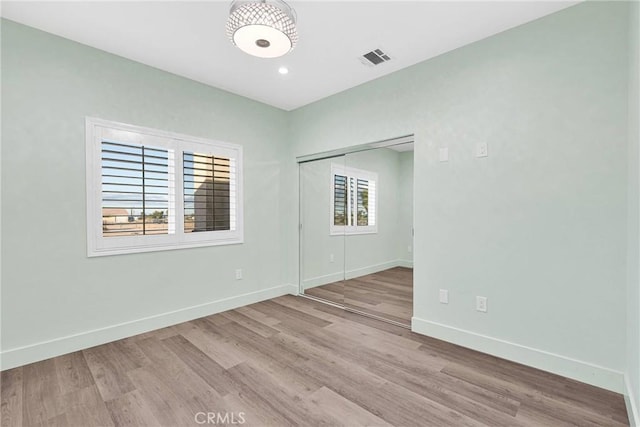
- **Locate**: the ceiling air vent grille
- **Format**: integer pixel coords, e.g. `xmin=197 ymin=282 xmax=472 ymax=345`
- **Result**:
xmin=360 ymin=49 xmax=391 ymax=67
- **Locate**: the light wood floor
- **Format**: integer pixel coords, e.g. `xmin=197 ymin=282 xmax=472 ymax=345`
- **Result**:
xmin=1 ymin=295 xmax=628 ymax=426
xmin=305 ymin=267 xmax=413 ymax=325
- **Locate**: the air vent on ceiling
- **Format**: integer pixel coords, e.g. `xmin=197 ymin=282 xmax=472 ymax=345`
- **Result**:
xmin=360 ymin=49 xmax=391 ymax=67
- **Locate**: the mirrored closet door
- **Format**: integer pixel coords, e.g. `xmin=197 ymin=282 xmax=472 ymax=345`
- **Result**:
xmin=343 ymin=145 xmax=413 ymax=326
xmin=300 ymin=156 xmax=345 ymax=306
xmin=299 ymin=139 xmax=414 ymax=327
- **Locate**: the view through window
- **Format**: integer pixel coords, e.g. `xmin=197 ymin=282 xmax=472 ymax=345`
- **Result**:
xmin=87 ymin=118 xmax=243 ymax=256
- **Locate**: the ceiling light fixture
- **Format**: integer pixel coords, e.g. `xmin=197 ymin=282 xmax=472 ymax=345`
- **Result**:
xmin=278 ymin=66 xmax=289 ymax=75
xmin=226 ymin=0 xmax=298 ymax=59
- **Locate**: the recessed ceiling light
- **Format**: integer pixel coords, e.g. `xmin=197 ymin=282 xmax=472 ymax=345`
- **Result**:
xmin=278 ymin=66 xmax=289 ymax=75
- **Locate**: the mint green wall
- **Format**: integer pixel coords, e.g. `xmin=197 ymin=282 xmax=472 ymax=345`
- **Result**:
xmin=289 ymin=2 xmax=628 ymax=391
xmin=627 ymin=0 xmax=640 ymax=422
xmin=397 ymin=151 xmax=413 ymax=264
xmin=1 ymin=20 xmax=290 ymax=366
xmin=344 ymin=148 xmax=411 ymax=273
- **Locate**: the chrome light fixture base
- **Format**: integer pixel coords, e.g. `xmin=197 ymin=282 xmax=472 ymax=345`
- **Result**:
xmin=226 ymin=0 xmax=298 ymax=58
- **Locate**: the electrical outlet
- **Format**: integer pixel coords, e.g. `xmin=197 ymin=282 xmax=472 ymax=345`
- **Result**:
xmin=407 ymin=245 xmax=412 ymax=253
xmin=439 ymin=289 xmax=449 ymax=304
xmin=235 ymin=269 xmax=243 ymax=280
xmin=330 ymin=253 xmax=335 ymax=263
xmin=476 ymin=296 xmax=487 ymax=312
xmin=476 ymin=142 xmax=488 ymax=158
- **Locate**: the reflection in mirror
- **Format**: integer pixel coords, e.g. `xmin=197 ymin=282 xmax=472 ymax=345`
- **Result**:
xmin=299 ymin=156 xmax=345 ymax=305
xmin=343 ymin=144 xmax=414 ymax=325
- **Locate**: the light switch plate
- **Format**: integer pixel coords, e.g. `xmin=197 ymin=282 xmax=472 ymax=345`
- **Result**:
xmin=439 ymin=147 xmax=449 ymax=162
xmin=476 ymin=296 xmax=487 ymax=312
xmin=476 ymin=142 xmax=488 ymax=158
xmin=439 ymin=289 xmax=449 ymax=304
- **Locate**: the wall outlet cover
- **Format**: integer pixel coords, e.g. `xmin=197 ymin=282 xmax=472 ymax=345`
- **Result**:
xmin=476 ymin=296 xmax=488 ymax=312
xmin=476 ymin=142 xmax=488 ymax=158
xmin=439 ymin=147 xmax=449 ymax=162
xmin=439 ymin=289 xmax=449 ymax=304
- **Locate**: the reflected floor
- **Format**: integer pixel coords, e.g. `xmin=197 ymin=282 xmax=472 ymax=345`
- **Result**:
xmin=305 ymin=267 xmax=413 ymax=326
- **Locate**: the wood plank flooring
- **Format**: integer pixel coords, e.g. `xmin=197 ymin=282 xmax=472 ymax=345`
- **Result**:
xmin=305 ymin=267 xmax=413 ymax=325
xmin=1 ymin=295 xmax=629 ymax=426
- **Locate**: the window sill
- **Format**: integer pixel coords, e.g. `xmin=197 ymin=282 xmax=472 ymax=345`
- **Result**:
xmin=88 ymin=238 xmax=244 ymax=257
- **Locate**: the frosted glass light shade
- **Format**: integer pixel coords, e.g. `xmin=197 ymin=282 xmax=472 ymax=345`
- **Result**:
xmin=226 ymin=0 xmax=298 ymax=58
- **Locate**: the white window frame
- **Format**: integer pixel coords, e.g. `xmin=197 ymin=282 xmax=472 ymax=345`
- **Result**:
xmin=86 ymin=117 xmax=243 ymax=257
xmin=330 ymin=163 xmax=378 ymax=236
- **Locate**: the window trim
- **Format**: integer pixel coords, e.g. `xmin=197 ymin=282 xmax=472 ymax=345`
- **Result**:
xmin=86 ymin=117 xmax=243 ymax=257
xmin=329 ymin=163 xmax=378 ymax=236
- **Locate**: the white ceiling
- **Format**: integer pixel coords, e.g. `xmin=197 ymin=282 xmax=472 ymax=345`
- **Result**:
xmin=2 ymin=1 xmax=578 ymax=111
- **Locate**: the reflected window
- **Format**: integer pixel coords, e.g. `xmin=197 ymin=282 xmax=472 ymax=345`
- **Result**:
xmin=331 ymin=164 xmax=377 ymax=235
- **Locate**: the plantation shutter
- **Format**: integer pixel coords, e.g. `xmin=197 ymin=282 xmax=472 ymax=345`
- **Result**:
xmin=333 ymin=174 xmax=347 ymax=226
xmin=183 ymin=152 xmax=233 ymax=232
xmin=101 ymin=141 xmax=171 ymax=237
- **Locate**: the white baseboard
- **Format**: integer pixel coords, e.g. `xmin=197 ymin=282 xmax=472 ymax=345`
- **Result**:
xmin=397 ymin=259 xmax=414 ymax=268
xmin=303 ymin=260 xmax=410 ymax=290
xmin=626 ymin=374 xmax=640 ymax=426
xmin=412 ymin=317 xmax=624 ymax=393
xmin=344 ymin=260 xmax=401 ymax=280
xmin=0 ymin=284 xmax=297 ymax=371
xmin=302 ymin=271 xmax=345 ymax=290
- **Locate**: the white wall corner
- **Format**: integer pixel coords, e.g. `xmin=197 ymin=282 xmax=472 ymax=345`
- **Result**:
xmin=626 ymin=374 xmax=640 ymax=426
xmin=284 ymin=283 xmax=299 ymax=296
xmin=411 ymin=316 xmax=625 ymax=394
xmin=0 ymin=283 xmax=298 ymax=371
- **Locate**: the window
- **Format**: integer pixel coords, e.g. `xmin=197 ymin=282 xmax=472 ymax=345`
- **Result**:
xmin=86 ymin=117 xmax=243 ymax=256
xmin=330 ymin=163 xmax=377 ymax=235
